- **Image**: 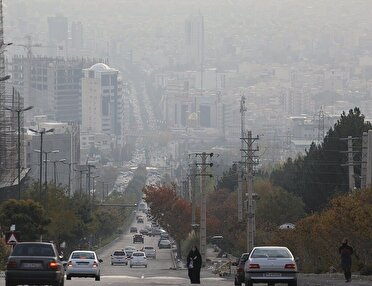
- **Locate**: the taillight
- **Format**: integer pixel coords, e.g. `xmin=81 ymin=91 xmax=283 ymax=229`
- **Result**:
xmin=67 ymin=261 xmax=73 ymax=268
xmin=285 ymin=263 xmax=296 ymax=269
xmin=92 ymin=262 xmax=98 ymax=268
xmin=6 ymin=260 xmax=17 ymax=269
xmin=48 ymin=261 xmax=59 ymax=270
xmin=249 ymin=263 xmax=260 ymax=269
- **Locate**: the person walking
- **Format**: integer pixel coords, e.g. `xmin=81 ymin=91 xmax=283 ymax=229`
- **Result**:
xmin=187 ymin=245 xmax=202 ymax=284
xmin=339 ymin=238 xmax=353 ymax=282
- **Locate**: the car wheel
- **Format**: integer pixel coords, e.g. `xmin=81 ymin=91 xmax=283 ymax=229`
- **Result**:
xmin=95 ymin=275 xmax=100 ymax=281
xmin=245 ymin=279 xmax=253 ymax=286
xmin=234 ymin=277 xmax=241 ymax=286
xmin=66 ymin=276 xmax=71 ymax=280
xmin=60 ymin=278 xmax=65 ymax=286
xmin=130 ymin=265 xmax=132 ymax=268
xmin=145 ymin=265 xmax=147 ymax=268
xmin=288 ymin=281 xmax=297 ymax=286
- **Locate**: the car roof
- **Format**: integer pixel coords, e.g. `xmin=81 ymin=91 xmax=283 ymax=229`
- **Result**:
xmin=252 ymin=246 xmax=289 ymax=250
xmin=72 ymin=250 xmax=96 ymax=253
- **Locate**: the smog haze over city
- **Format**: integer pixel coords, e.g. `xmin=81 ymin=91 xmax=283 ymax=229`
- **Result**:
xmin=3 ymin=0 xmax=372 ymax=194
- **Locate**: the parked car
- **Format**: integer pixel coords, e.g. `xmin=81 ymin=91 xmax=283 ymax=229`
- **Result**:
xmin=65 ymin=250 xmax=102 ymax=281
xmin=133 ymin=234 xmax=144 ymax=244
xmin=129 ymin=251 xmax=147 ymax=268
xmin=111 ymin=250 xmax=128 ymax=265
xmin=141 ymin=246 xmax=156 ymax=259
xmin=244 ymin=246 xmax=298 ymax=286
xmin=233 ymin=252 xmax=250 ymax=285
xmin=137 ymin=217 xmax=144 ymax=223
xmin=158 ymin=239 xmax=172 ymax=249
xmin=124 ymin=246 xmax=137 ymax=258
xmin=5 ymin=242 xmax=65 ymax=286
xmin=130 ymin=226 xmax=138 ymax=233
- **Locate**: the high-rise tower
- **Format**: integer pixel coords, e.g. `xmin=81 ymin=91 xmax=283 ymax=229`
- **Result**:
xmin=185 ymin=14 xmax=204 ymax=68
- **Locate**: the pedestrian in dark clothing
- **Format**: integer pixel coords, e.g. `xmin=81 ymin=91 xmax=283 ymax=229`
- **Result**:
xmin=339 ymin=238 xmax=353 ymax=282
xmin=187 ymin=245 xmax=202 ymax=284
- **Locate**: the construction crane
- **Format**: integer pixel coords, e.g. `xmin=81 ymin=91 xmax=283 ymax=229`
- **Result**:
xmin=14 ymin=35 xmax=63 ymax=58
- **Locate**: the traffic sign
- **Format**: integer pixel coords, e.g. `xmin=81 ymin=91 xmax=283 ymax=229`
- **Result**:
xmin=5 ymin=231 xmax=20 ymax=245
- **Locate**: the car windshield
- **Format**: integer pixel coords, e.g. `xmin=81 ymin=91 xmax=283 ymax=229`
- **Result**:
xmin=12 ymin=244 xmax=55 ymax=257
xmin=145 ymin=247 xmax=154 ymax=250
xmin=71 ymin=252 xmax=95 ymax=259
xmin=251 ymin=248 xmax=291 ymax=258
xmin=133 ymin=252 xmax=144 ymax=257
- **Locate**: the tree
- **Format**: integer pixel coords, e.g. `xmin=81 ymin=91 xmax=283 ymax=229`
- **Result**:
xmin=143 ymin=184 xmax=191 ymax=258
xmin=271 ymin=108 xmax=372 ymax=212
xmin=0 ymin=199 xmax=49 ymax=241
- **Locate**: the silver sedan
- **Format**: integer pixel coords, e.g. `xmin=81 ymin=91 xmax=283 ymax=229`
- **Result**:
xmin=244 ymin=246 xmax=298 ymax=286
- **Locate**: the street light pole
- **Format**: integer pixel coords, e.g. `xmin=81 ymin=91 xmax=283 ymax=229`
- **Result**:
xmin=50 ymin=159 xmax=66 ymax=184
xmin=4 ymin=94 xmax=33 ymax=200
xmin=62 ymin=161 xmax=76 ymax=197
xmin=30 ymin=128 xmax=54 ymax=205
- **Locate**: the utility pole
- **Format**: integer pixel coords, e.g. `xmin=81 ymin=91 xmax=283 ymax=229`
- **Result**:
xmin=340 ymin=136 xmax=360 ymax=191
xmin=238 ymin=95 xmax=246 ymax=222
xmin=86 ymin=164 xmax=96 ymax=197
xmin=367 ymin=130 xmax=372 ymax=188
xmin=241 ymin=131 xmax=259 ymax=252
xmin=190 ymin=152 xmax=214 ymax=266
xmin=361 ymin=132 xmax=368 ymax=189
xmin=189 ymin=160 xmax=197 ymax=226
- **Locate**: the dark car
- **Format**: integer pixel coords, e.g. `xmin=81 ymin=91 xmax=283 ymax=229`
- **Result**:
xmin=130 ymin=226 xmax=138 ymax=233
xmin=234 ymin=252 xmax=250 ymax=285
xmin=6 ymin=242 xmax=65 ymax=286
xmin=133 ymin=234 xmax=144 ymax=244
xmin=137 ymin=217 xmax=144 ymax=223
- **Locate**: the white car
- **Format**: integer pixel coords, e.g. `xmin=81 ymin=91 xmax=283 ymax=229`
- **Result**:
xmin=129 ymin=251 xmax=148 ymax=268
xmin=66 ymin=250 xmax=102 ymax=281
xmin=124 ymin=246 xmax=137 ymax=258
xmin=142 ymin=246 xmax=156 ymax=259
xmin=111 ymin=250 xmax=128 ymax=265
xmin=244 ymin=246 xmax=298 ymax=286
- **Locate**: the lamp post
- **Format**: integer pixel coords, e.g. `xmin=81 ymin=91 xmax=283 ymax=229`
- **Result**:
xmin=29 ymin=128 xmax=54 ymax=204
xmin=91 ymin=175 xmax=99 ymax=202
xmin=35 ymin=149 xmax=58 ymax=210
xmin=4 ymin=94 xmax=33 ymax=200
xmin=74 ymin=167 xmax=87 ymax=197
xmin=50 ymin=158 xmax=66 ymax=185
xmin=62 ymin=161 xmax=76 ymax=197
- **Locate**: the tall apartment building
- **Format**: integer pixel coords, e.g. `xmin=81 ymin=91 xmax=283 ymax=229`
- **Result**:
xmin=71 ymin=21 xmax=84 ymax=50
xmin=10 ymin=56 xmax=95 ymax=122
xmin=81 ymin=63 xmax=123 ymax=137
xmin=185 ymin=14 xmax=204 ymax=67
xmin=48 ymin=14 xmax=68 ymax=57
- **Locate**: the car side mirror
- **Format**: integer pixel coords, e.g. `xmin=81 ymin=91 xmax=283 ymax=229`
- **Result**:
xmin=295 ymin=257 xmax=300 ymax=262
xmin=99 ymin=259 xmax=103 ymax=263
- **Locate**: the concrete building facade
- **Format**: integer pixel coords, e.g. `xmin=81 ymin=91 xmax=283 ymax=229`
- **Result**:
xmin=81 ymin=63 xmax=123 ymax=137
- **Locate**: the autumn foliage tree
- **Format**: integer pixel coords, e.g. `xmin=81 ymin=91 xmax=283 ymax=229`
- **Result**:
xmin=271 ymin=188 xmax=372 ymax=273
xmin=143 ymin=184 xmax=192 ymax=258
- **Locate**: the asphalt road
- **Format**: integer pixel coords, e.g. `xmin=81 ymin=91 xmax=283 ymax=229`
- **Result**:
xmin=1 ymin=212 xmax=371 ymax=285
